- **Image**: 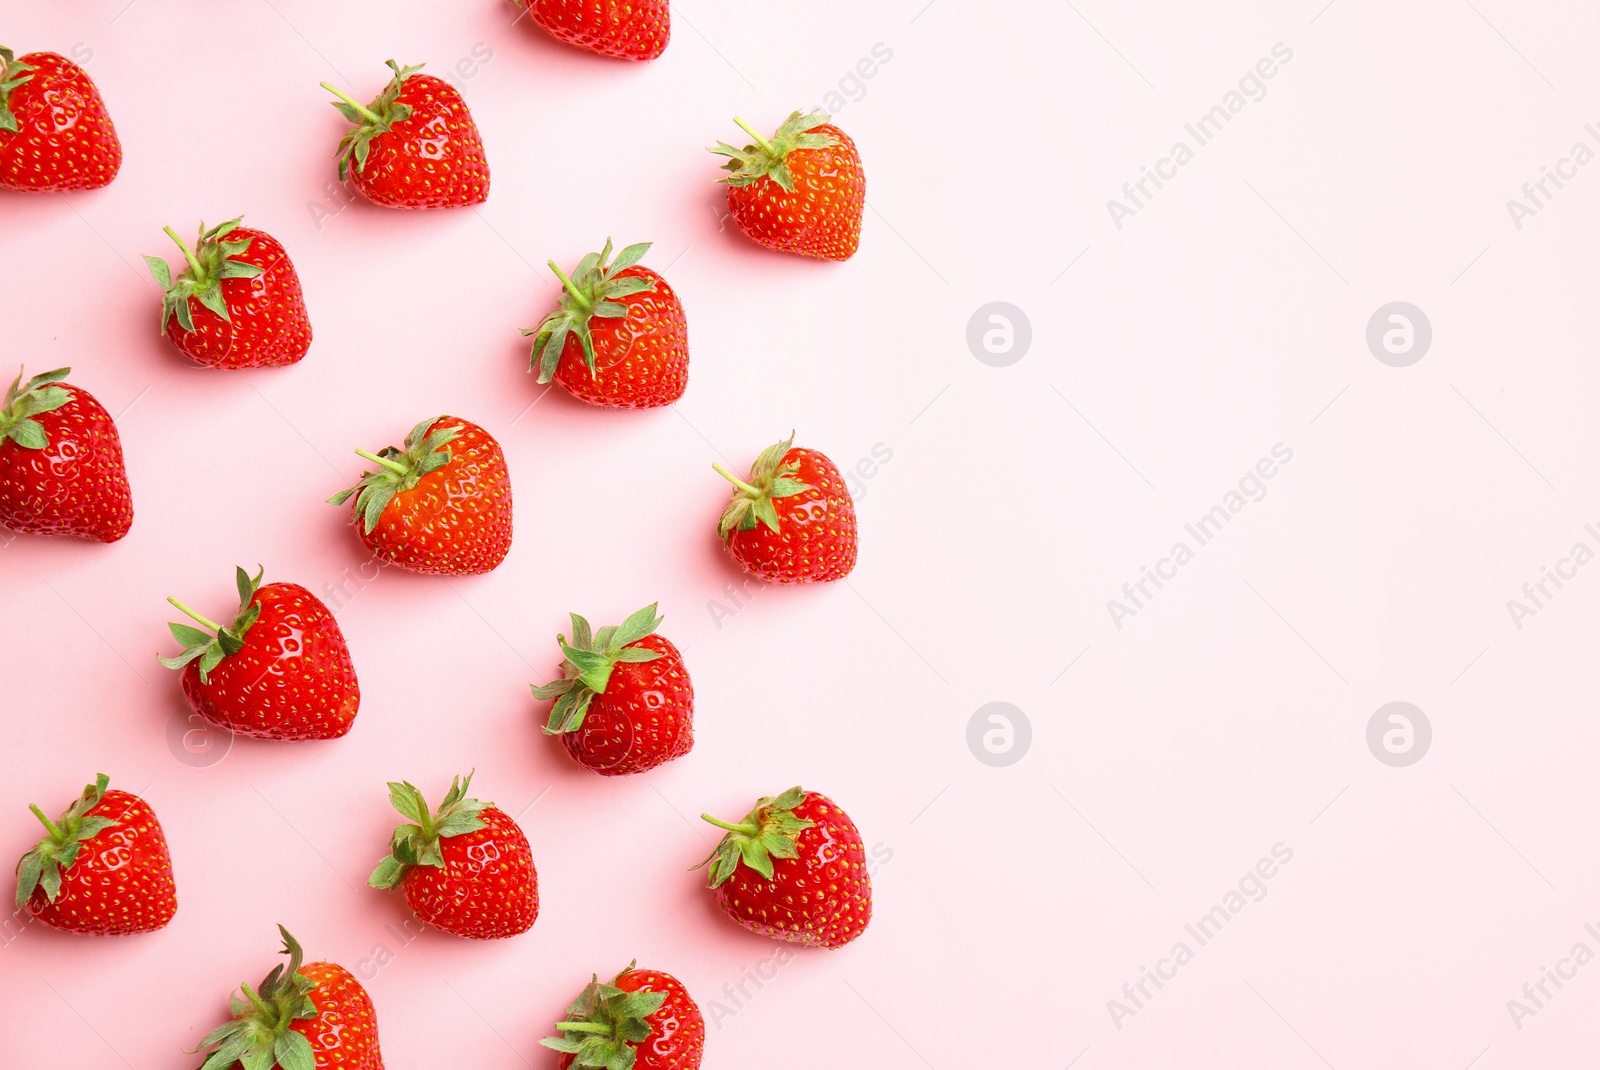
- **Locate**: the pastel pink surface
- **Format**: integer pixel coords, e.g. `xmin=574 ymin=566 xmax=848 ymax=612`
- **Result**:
xmin=7 ymin=2 xmax=1600 ymax=1069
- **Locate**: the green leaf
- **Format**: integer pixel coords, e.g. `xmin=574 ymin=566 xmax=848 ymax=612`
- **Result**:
xmin=274 ymin=1030 xmax=316 ymax=1070
xmin=144 ymin=255 xmax=173 ymax=290
xmin=167 ymin=623 xmax=213 ymax=649
xmin=569 ymin=613 xmax=593 ymax=650
xmin=611 ymin=604 xmax=661 ymax=648
xmin=196 ymin=285 xmax=230 ymax=321
xmin=610 ymin=242 xmax=651 ymax=273
xmin=7 ymin=419 xmax=45 ymax=449
xmin=770 ymin=477 xmax=811 ymax=498
xmin=603 ymin=275 xmax=653 ymax=299
xmin=592 ymin=300 xmax=627 ymax=319
xmin=613 ymin=647 xmax=662 ymax=664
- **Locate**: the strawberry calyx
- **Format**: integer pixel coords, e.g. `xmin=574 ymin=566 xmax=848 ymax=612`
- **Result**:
xmin=709 ymin=111 xmax=839 ymax=193
xmin=323 ymin=60 xmax=422 ymax=181
xmin=0 ymin=47 xmax=38 ymax=134
xmin=143 ymin=218 xmax=265 ymax=335
xmin=196 ymin=926 xmax=320 ymax=1070
xmin=521 ymin=238 xmax=656 ymax=383
xmin=14 ymin=774 xmax=120 ymax=910
xmin=327 ymin=417 xmax=463 ymax=534
xmin=159 ymin=566 xmax=265 ymax=684
xmin=368 ymin=773 xmax=489 ymax=890
xmin=540 ymin=961 xmax=668 ymax=1069
xmin=713 ymin=433 xmax=813 ymax=541
xmin=695 ymin=786 xmax=815 ymax=888
xmin=530 ymin=604 xmax=665 ymax=735
xmin=0 ymin=366 xmax=73 ymax=449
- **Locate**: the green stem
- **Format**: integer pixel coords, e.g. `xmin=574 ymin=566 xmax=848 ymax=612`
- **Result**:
xmin=163 ymin=226 xmax=204 ymax=278
xmin=547 ymin=261 xmax=591 ymax=310
xmin=732 ymin=116 xmax=773 ymax=156
xmin=711 ymin=463 xmax=760 ymax=497
xmin=28 ymin=804 xmax=63 ymax=840
xmin=554 ymin=1023 xmax=612 ymax=1036
xmin=321 ymin=81 xmax=381 ymax=124
xmin=355 ymin=449 xmax=409 ymax=476
xmin=167 ymin=597 xmax=223 ymax=633
xmin=701 ymin=814 xmax=759 ymax=835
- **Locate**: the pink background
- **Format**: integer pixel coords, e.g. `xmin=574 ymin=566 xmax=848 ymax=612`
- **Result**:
xmin=6 ymin=1 xmax=1600 ymax=1067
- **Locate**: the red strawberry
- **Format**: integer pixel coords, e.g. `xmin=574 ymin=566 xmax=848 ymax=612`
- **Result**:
xmin=709 ymin=112 xmax=864 ymax=261
xmin=322 ymin=60 xmax=489 ymax=209
xmin=159 ymin=566 xmax=360 ymax=741
xmin=531 ymin=603 xmax=694 ymax=776
xmin=697 ymin=787 xmax=871 ymax=950
xmin=543 ymin=962 xmax=705 ymax=1070
xmin=143 ymin=217 xmax=312 ymax=369
xmin=196 ymin=926 xmax=384 ymax=1070
xmin=713 ymin=433 xmax=857 ymax=583
xmin=519 ymin=0 xmax=671 ymax=62
xmin=0 ymin=366 xmax=133 ymax=542
xmin=523 ymin=239 xmax=689 ymax=409
xmin=368 ymin=774 xmax=539 ymax=940
xmin=0 ymin=46 xmax=120 ymax=191
xmin=329 ymin=416 xmax=513 ymax=575
xmin=15 ymin=774 xmax=176 ymax=935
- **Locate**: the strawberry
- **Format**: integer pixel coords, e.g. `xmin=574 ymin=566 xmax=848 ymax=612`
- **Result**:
xmin=328 ymin=416 xmax=513 ymax=576
xmin=697 ymin=787 xmax=871 ymax=950
xmin=713 ymin=433 xmax=857 ymax=583
xmin=709 ymin=111 xmax=864 ymax=261
xmin=0 ymin=366 xmax=133 ymax=542
xmin=322 ymin=60 xmax=489 ymax=209
xmin=196 ymin=926 xmax=384 ymax=1070
xmin=523 ymin=239 xmax=689 ymax=409
xmin=542 ymin=962 xmax=705 ymax=1070
xmin=0 ymin=46 xmax=121 ymax=191
xmin=531 ymin=603 xmax=694 ymax=776
xmin=159 ymin=566 xmax=360 ymax=741
xmin=143 ymin=217 xmax=312 ymax=369
xmin=519 ymin=0 xmax=671 ymax=62
xmin=15 ymin=774 xmax=176 ymax=935
xmin=368 ymin=774 xmax=539 ymax=940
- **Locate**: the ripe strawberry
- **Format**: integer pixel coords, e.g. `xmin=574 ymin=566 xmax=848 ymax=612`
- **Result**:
xmin=542 ymin=962 xmax=705 ymax=1070
xmin=531 ymin=603 xmax=694 ymax=776
xmin=519 ymin=0 xmax=671 ymax=62
xmin=368 ymin=774 xmax=538 ymax=940
xmin=0 ymin=366 xmax=133 ymax=542
xmin=15 ymin=774 xmax=176 ymax=935
xmin=196 ymin=926 xmax=384 ymax=1070
xmin=709 ymin=111 xmax=864 ymax=261
xmin=0 ymin=46 xmax=121 ymax=191
xmin=713 ymin=433 xmax=857 ymax=583
xmin=322 ymin=60 xmax=489 ymax=209
xmin=523 ymin=239 xmax=689 ymax=409
xmin=159 ymin=566 xmax=360 ymax=741
xmin=328 ymin=416 xmax=513 ymax=576
xmin=697 ymin=787 xmax=871 ymax=950
xmin=143 ymin=217 xmax=311 ymax=369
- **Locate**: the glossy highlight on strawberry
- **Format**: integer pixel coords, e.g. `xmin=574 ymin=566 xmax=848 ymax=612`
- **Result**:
xmin=329 ymin=416 xmax=513 ymax=576
xmin=369 ymin=773 xmax=539 ymax=940
xmin=0 ymin=366 xmax=133 ymax=542
xmin=0 ymin=46 xmax=120 ymax=191
xmin=323 ymin=60 xmax=489 ymax=209
xmin=710 ymin=111 xmax=864 ymax=261
xmin=531 ymin=603 xmax=694 ymax=776
xmin=160 ymin=567 xmax=360 ymax=741
xmin=144 ymin=217 xmax=312 ymax=369
xmin=196 ymin=926 xmax=384 ymax=1070
xmin=15 ymin=775 xmax=177 ymax=935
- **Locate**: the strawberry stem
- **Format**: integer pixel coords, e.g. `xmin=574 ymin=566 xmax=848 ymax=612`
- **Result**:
xmin=27 ymin=804 xmax=62 ymax=840
xmin=701 ymin=813 xmax=759 ymax=835
xmin=547 ymin=261 xmax=591 ymax=311
xmin=355 ymin=448 xmax=409 ymax=476
xmin=321 ymin=81 xmax=381 ymax=124
xmin=163 ymin=226 xmax=204 ymax=278
xmin=167 ymin=596 xmax=222 ymax=633
xmin=711 ymin=463 xmax=760 ymax=497
xmin=732 ymin=116 xmax=773 ymax=155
